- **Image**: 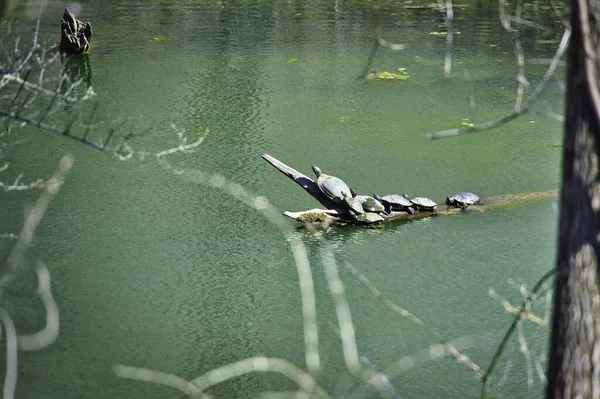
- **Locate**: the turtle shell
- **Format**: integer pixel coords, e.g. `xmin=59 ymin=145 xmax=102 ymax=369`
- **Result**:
xmin=374 ymin=193 xmax=413 ymax=210
xmin=353 ymin=212 xmax=384 ymax=224
xmin=403 ymin=194 xmax=437 ymax=210
xmin=446 ymin=192 xmax=481 ymax=206
xmin=343 ymin=193 xmax=365 ymax=214
xmin=355 ymin=195 xmax=386 ymax=213
xmin=312 ymin=165 xmax=351 ymax=202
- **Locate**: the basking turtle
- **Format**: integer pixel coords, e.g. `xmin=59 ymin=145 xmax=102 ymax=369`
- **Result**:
xmin=342 ymin=191 xmax=365 ymax=215
xmin=402 ymin=193 xmax=437 ymax=212
xmin=311 ymin=165 xmax=363 ymax=214
xmin=373 ymin=193 xmax=415 ymax=214
xmin=349 ymin=188 xmax=385 ymax=213
xmin=446 ymin=192 xmax=483 ymax=209
xmin=312 ymin=165 xmax=352 ymax=201
xmin=353 ymin=212 xmax=384 ymax=224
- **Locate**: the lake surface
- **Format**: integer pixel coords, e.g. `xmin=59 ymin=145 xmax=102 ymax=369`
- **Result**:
xmin=3 ymin=0 xmax=564 ymax=398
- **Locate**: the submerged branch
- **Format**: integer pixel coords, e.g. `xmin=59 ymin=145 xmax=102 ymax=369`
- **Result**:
xmin=1 ymin=156 xmax=72 ymax=285
xmin=427 ymin=28 xmax=570 ymax=140
xmin=359 ymin=0 xmax=405 ymax=79
xmin=481 ymin=269 xmax=555 ymax=399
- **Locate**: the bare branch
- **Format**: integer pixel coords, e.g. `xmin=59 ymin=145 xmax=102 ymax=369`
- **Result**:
xmin=1 ymin=74 xmax=88 ymax=104
xmin=17 ymin=262 xmax=59 ymax=351
xmin=14 ymin=4 xmax=43 ymax=73
xmin=359 ymin=0 xmax=405 ymax=79
xmin=517 ymin=322 xmax=534 ymax=392
xmin=443 ymin=0 xmax=454 ymax=76
xmin=514 ymin=38 xmax=527 ymax=113
xmin=0 ymin=173 xmax=44 ymax=192
xmin=481 ymin=269 xmax=555 ymax=399
xmin=344 ymin=261 xmax=424 ymax=327
xmin=320 ymin=249 xmax=361 ymax=376
xmin=343 ymin=261 xmax=484 ymax=382
xmin=0 ymin=234 xmax=17 ymax=240
xmin=488 ymin=288 xmax=546 ymax=326
xmin=427 ymin=28 xmax=571 ymax=140
xmin=257 ymin=392 xmax=310 ymax=399
xmin=190 ymin=357 xmax=329 ymax=397
xmin=0 ymin=308 xmax=17 ymax=399
xmin=1 ymin=155 xmax=72 ymax=285
xmin=184 ymin=170 xmax=321 ymax=374
xmin=114 ymin=365 xmax=208 ymax=399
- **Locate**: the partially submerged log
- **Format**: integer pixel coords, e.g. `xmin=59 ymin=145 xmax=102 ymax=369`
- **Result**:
xmin=261 ymin=153 xmax=559 ymax=227
xmin=283 ymin=209 xmax=339 ymax=227
xmin=261 ymin=154 xmax=354 ymax=218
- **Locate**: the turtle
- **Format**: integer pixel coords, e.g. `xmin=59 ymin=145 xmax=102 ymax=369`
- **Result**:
xmin=312 ymin=165 xmax=351 ymax=202
xmin=373 ymin=193 xmax=416 ymax=214
xmin=349 ymin=188 xmax=386 ymax=213
xmin=311 ymin=165 xmax=363 ymax=214
xmin=402 ymin=193 xmax=437 ymax=212
xmin=353 ymin=212 xmax=385 ymax=224
xmin=342 ymin=190 xmax=365 ymax=215
xmin=446 ymin=192 xmax=483 ymax=209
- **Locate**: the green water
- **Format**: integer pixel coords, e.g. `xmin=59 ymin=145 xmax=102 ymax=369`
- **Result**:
xmin=3 ymin=1 xmax=563 ymax=398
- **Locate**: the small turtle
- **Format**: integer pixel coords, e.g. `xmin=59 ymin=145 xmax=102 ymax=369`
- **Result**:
xmin=349 ymin=188 xmax=386 ymax=213
xmin=373 ymin=193 xmax=416 ymax=214
xmin=312 ymin=165 xmax=352 ymax=203
xmin=353 ymin=212 xmax=385 ymax=224
xmin=402 ymin=193 xmax=437 ymax=212
xmin=342 ymin=191 xmax=365 ymax=215
xmin=446 ymin=192 xmax=483 ymax=209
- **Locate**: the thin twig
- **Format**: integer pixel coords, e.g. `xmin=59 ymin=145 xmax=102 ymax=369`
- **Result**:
xmin=514 ymin=38 xmax=526 ymax=112
xmin=190 ymin=357 xmax=329 ymax=397
xmin=1 ymin=156 xmax=72 ymax=285
xmin=15 ymin=4 xmax=43 ymax=73
xmin=344 ymin=261 xmax=484 ymax=381
xmin=17 ymin=262 xmax=59 ymax=351
xmin=321 ymin=249 xmax=361 ymax=377
xmin=113 ymin=366 xmax=208 ymax=399
xmin=360 ymin=0 xmax=405 ymax=79
xmin=443 ymin=0 xmax=454 ymax=76
xmin=0 ymin=308 xmax=17 ymax=399
xmin=481 ymin=269 xmax=555 ymax=399
xmin=427 ymin=28 xmax=570 ymax=140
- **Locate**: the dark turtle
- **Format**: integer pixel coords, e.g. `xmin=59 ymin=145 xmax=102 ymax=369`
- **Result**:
xmin=373 ymin=193 xmax=415 ymax=214
xmin=312 ymin=165 xmax=352 ymax=203
xmin=349 ymin=188 xmax=385 ymax=213
xmin=446 ymin=192 xmax=483 ymax=209
xmin=402 ymin=193 xmax=437 ymax=212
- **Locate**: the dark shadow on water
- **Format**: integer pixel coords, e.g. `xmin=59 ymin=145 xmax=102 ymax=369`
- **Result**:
xmin=62 ymin=53 xmax=93 ymax=88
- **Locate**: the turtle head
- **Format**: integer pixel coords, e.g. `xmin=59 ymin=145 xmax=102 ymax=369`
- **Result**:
xmin=373 ymin=193 xmax=382 ymax=201
xmin=445 ymin=196 xmax=452 ymax=205
xmin=349 ymin=187 xmax=357 ymax=198
xmin=402 ymin=193 xmax=411 ymax=200
xmin=311 ymin=165 xmax=321 ymax=177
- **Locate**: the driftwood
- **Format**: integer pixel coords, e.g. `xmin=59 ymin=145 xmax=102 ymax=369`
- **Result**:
xmin=60 ymin=8 xmax=93 ymax=55
xmin=261 ymin=153 xmax=558 ymax=227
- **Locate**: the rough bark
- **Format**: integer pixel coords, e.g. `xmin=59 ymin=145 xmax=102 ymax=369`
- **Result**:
xmin=546 ymin=0 xmax=600 ymax=396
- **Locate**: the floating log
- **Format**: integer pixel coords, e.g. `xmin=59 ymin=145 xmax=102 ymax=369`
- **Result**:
xmin=261 ymin=153 xmax=559 ymax=227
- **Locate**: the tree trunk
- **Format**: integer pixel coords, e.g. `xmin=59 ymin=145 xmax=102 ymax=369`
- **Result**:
xmin=546 ymin=0 xmax=600 ymax=396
